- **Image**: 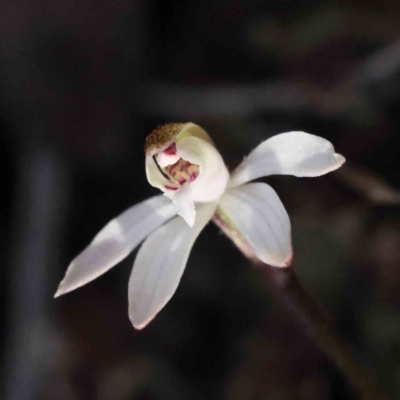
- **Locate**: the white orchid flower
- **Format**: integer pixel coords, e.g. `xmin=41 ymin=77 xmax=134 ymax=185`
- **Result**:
xmin=55 ymin=123 xmax=345 ymax=329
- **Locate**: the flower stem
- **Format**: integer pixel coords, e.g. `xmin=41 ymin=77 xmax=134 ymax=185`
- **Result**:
xmin=212 ymin=211 xmax=392 ymax=400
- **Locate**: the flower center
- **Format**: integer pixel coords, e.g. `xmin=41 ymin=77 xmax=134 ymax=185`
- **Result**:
xmin=165 ymin=158 xmax=200 ymax=185
xmin=157 ymin=144 xmax=200 ymax=191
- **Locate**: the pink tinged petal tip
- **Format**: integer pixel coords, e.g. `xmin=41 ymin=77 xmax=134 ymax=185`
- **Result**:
xmin=284 ymin=246 xmax=294 ymax=267
xmin=128 ymin=202 xmax=217 ymax=329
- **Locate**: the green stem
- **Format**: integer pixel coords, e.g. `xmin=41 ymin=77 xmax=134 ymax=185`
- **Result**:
xmin=212 ymin=210 xmax=392 ymax=400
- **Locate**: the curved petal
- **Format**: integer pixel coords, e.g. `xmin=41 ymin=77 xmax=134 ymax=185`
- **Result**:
xmin=176 ymin=122 xmax=214 ymax=146
xmin=218 ymin=183 xmax=292 ymax=267
xmin=55 ymin=195 xmax=177 ymax=297
xmin=229 ymin=131 xmax=345 ymax=187
xmin=128 ymin=201 xmax=217 ymax=330
xmin=177 ymin=136 xmax=229 ymax=202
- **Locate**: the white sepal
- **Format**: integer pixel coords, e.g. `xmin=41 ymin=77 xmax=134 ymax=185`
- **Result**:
xmin=55 ymin=195 xmax=177 ymax=297
xmin=128 ymin=201 xmax=217 ymax=330
xmin=219 ymin=183 xmax=292 ymax=267
xmin=229 ymin=131 xmax=345 ymax=187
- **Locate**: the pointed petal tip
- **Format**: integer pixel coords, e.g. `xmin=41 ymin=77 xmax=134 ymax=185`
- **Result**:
xmin=260 ymin=246 xmax=293 ymax=268
xmin=54 ymin=287 xmax=66 ymax=298
xmin=255 ymin=251 xmax=293 ymax=268
xmin=54 ymin=281 xmax=68 ymax=298
xmin=54 ymin=281 xmax=63 ymax=298
xmin=179 ymin=211 xmax=195 ymax=227
xmin=130 ymin=314 xmax=155 ymax=330
xmin=335 ymin=153 xmax=346 ymax=167
xmin=267 ymin=254 xmax=293 ymax=268
xmin=132 ymin=321 xmax=149 ymax=331
xmin=53 ymin=268 xmax=86 ymax=298
xmin=320 ymin=153 xmax=345 ymax=176
xmin=283 ymin=251 xmax=294 ymax=268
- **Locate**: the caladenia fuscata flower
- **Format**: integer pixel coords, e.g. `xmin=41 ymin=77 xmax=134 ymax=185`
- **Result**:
xmin=55 ymin=123 xmax=345 ymax=329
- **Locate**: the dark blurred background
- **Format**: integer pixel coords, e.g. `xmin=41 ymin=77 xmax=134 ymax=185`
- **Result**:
xmin=2 ymin=0 xmax=400 ymax=399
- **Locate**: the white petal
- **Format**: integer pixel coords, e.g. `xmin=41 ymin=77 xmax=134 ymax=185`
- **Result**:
xmin=55 ymin=195 xmax=177 ymax=297
xmin=219 ymin=183 xmax=292 ymax=267
xmin=128 ymin=201 xmax=217 ymax=329
xmin=229 ymin=131 xmax=345 ymax=187
xmin=176 ymin=136 xmax=230 ymax=202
